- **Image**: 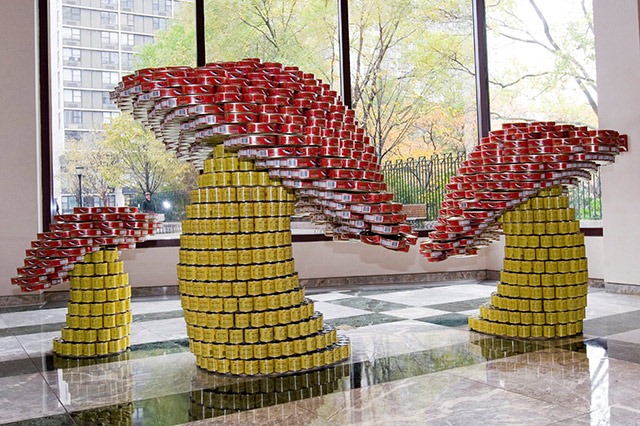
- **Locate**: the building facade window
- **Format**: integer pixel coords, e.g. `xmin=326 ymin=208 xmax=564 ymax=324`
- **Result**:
xmin=101 ymin=51 xmax=119 ymax=67
xmin=101 ymin=0 xmax=117 ymax=9
xmin=101 ymin=31 xmax=118 ymax=46
xmin=62 ymin=47 xmax=81 ymax=62
xmin=103 ymin=111 xmax=119 ymax=124
xmin=102 ymin=92 xmax=113 ymax=106
xmin=62 ymin=27 xmax=81 ymax=41
xmin=100 ymin=11 xmax=117 ymax=27
xmin=121 ymin=0 xmax=134 ymax=11
xmin=122 ymin=52 xmax=135 ymax=70
xmin=101 ymin=71 xmax=119 ymax=85
xmin=63 ymin=68 xmax=82 ymax=83
xmin=62 ymin=7 xmax=81 ymax=22
xmin=63 ymin=89 xmax=82 ymax=104
xmin=64 ymin=110 xmax=82 ymax=125
xmin=152 ymin=17 xmax=167 ymax=30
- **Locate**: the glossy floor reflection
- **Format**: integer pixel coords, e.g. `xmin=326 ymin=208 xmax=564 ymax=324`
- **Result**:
xmin=1 ymin=280 xmax=640 ymax=425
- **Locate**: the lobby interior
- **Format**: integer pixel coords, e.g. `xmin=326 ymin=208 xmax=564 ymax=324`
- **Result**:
xmin=1 ymin=1 xmax=640 ymax=425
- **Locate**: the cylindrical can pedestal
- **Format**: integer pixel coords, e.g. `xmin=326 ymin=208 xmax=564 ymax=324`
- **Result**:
xmin=469 ymin=186 xmax=588 ymax=338
xmin=180 ymin=145 xmax=350 ymax=375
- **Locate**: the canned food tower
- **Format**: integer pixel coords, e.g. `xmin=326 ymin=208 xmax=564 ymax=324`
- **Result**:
xmin=109 ymin=59 xmax=419 ymax=375
xmin=53 ymin=247 xmax=133 ymax=357
xmin=180 ymin=145 xmax=349 ymax=375
xmin=189 ymin=363 xmax=349 ymax=419
xmin=468 ymin=186 xmax=588 ymax=338
xmin=11 ymin=207 xmax=154 ymax=358
xmin=420 ymin=122 xmax=627 ymax=339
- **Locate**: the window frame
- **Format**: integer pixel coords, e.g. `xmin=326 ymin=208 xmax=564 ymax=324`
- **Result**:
xmin=38 ymin=0 xmax=511 ymax=236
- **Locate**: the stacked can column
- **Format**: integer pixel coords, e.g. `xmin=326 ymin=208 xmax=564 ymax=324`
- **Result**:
xmin=179 ymin=145 xmax=350 ymax=375
xmin=469 ymin=186 xmax=588 ymax=338
xmin=53 ymin=247 xmax=132 ymax=357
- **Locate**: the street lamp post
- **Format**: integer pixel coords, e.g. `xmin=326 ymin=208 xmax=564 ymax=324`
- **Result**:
xmin=76 ymin=165 xmax=84 ymax=208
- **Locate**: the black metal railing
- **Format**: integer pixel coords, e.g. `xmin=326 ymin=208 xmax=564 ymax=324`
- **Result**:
xmin=568 ymin=169 xmax=602 ymax=220
xmin=382 ymin=153 xmax=603 ymax=228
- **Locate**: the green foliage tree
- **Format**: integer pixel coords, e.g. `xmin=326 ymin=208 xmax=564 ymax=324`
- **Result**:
xmin=484 ymin=0 xmax=597 ymax=127
xmin=99 ymin=114 xmax=197 ymax=196
xmin=60 ymin=133 xmax=119 ymax=207
xmin=59 ymin=114 xmax=197 ymax=208
xmin=134 ymin=0 xmax=596 ymax=158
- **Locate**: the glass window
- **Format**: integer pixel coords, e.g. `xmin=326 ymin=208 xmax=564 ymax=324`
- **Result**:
xmin=101 ymin=71 xmax=119 ymax=85
xmin=125 ymin=14 xmax=135 ymax=29
xmin=122 ymin=53 xmax=135 ymax=70
xmin=102 ymin=92 xmax=113 ymax=107
xmin=100 ymin=11 xmax=117 ymax=26
xmin=63 ymin=68 xmax=82 ymax=83
xmin=122 ymin=33 xmax=135 ymax=47
xmin=152 ymin=17 xmax=167 ymax=30
xmin=101 ymin=51 xmax=119 ymax=67
xmin=103 ymin=111 xmax=119 ymax=124
xmin=486 ymin=0 xmax=597 ymax=129
xmin=64 ymin=110 xmax=83 ymax=125
xmin=101 ymin=31 xmax=118 ymax=46
xmin=62 ymin=47 xmax=81 ymax=62
xmin=348 ymin=0 xmax=477 ymax=160
xmin=201 ymin=1 xmax=338 ymax=88
xmin=102 ymin=0 xmax=117 ymax=8
xmin=51 ymin=0 xmax=197 ymax=238
xmin=62 ymin=7 xmax=81 ymax=22
xmin=62 ymin=27 xmax=81 ymax=41
xmin=63 ymin=89 xmax=82 ymax=103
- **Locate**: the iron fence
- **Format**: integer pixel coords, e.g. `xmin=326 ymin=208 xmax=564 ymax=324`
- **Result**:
xmin=382 ymin=153 xmax=603 ymax=228
xmin=568 ymin=169 xmax=602 ymax=220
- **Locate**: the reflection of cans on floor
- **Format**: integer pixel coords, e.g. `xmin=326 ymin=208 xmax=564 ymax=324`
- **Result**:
xmin=53 ymin=351 xmax=134 ymax=424
xmin=189 ymin=363 xmax=350 ymax=420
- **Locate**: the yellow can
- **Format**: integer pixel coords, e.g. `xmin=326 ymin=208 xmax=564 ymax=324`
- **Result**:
xmin=253 ymin=296 xmax=267 ymax=311
xmin=219 ymin=313 xmax=234 ymax=328
xmin=253 ymin=343 xmax=268 ymax=359
xmin=229 ymin=329 xmax=244 ymax=344
xmin=104 ymin=314 xmax=117 ymax=328
xmin=251 ymin=263 xmax=264 ymax=280
xmin=259 ymin=327 xmax=274 ymax=342
xmin=90 ymin=303 xmax=103 ymax=317
xmin=236 ymin=265 xmax=251 ymax=281
xmin=268 ymin=342 xmax=282 ymax=358
xmin=264 ymin=248 xmax=278 ymax=263
xmin=274 ymin=358 xmax=289 ymax=374
xmin=214 ymin=328 xmax=229 ymax=343
xmin=250 ymin=312 xmax=265 ymax=328
xmin=236 ymin=234 xmax=252 ymax=249
xmin=221 ymin=266 xmax=236 ymax=282
xmin=238 ymin=297 xmax=253 ymax=312
xmin=273 ymin=325 xmax=287 ymax=341
xmin=263 ymin=279 xmax=276 ymax=294
xmin=259 ymin=359 xmax=274 ymax=375
xmin=264 ymin=310 xmax=278 ymax=326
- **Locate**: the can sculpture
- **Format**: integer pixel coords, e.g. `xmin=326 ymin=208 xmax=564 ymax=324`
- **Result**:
xmin=12 ymin=58 xmax=419 ymax=373
xmin=420 ymin=122 xmax=628 ymax=338
xmin=11 ymin=208 xmax=155 ymax=357
xmin=107 ymin=58 xmax=423 ymax=374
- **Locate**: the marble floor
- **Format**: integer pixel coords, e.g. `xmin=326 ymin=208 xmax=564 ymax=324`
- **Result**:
xmin=1 ymin=279 xmax=640 ymax=425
